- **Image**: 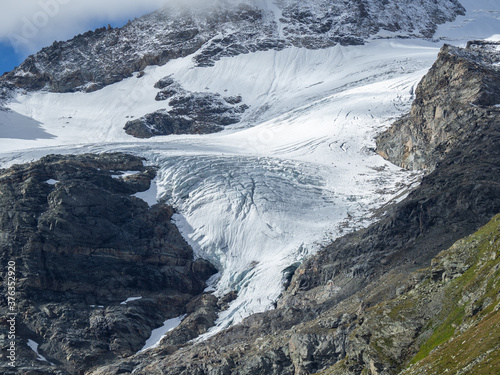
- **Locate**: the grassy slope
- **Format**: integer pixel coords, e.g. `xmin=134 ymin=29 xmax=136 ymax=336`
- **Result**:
xmin=402 ymin=213 xmax=500 ymax=374
xmin=320 ymin=213 xmax=500 ymax=375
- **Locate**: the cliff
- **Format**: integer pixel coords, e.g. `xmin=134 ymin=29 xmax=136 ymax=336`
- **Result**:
xmin=376 ymin=41 xmax=500 ymax=172
xmin=0 ymin=153 xmax=216 ymax=374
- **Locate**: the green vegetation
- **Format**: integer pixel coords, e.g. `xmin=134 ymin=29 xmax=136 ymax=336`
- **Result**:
xmin=410 ymin=305 xmax=465 ymax=364
xmin=316 ymin=358 xmax=348 ymax=375
xmin=405 ymin=213 xmax=500 ymax=374
xmin=386 ymin=295 xmax=420 ymax=321
xmin=310 ymin=215 xmax=499 ymax=375
xmin=406 ymin=309 xmax=500 ymax=374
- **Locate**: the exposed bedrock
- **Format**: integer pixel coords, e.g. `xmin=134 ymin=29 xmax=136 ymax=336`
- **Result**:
xmin=0 ymin=153 xmax=217 ymax=374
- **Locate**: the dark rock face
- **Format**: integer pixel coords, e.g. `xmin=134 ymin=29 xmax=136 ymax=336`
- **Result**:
xmin=191 ymin=4 xmax=287 ymax=68
xmin=376 ymin=41 xmax=500 ymax=171
xmin=0 ymin=153 xmax=216 ymax=374
xmin=87 ymin=40 xmax=500 ymax=374
xmin=124 ymin=83 xmax=248 ymax=138
xmin=0 ymin=0 xmax=464 ymax=94
xmin=124 ymin=111 xmax=199 ymax=139
xmin=0 ymin=2 xmax=275 ymax=93
xmin=154 ymin=76 xmax=176 ymax=90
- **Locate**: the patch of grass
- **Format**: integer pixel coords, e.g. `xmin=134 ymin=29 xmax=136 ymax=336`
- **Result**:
xmin=406 ymin=214 xmax=500 ymax=372
xmin=387 ymin=296 xmax=419 ymax=321
xmin=315 ymin=358 xmax=348 ymax=375
xmin=410 ymin=304 xmax=465 ymax=364
xmin=373 ymin=342 xmax=397 ymax=369
xmin=407 ymin=309 xmax=500 ymax=374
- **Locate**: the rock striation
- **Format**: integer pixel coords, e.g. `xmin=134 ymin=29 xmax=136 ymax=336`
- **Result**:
xmin=0 ymin=153 xmax=216 ymax=374
xmin=0 ymin=0 xmax=464 ymax=94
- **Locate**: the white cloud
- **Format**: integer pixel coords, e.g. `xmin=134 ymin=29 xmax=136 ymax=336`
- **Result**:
xmin=0 ymin=0 xmax=171 ymax=55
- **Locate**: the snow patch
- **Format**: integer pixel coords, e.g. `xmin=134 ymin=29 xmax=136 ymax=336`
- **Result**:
xmin=120 ymin=297 xmax=142 ymax=305
xmin=111 ymin=170 xmax=141 ymax=179
xmin=45 ymin=179 xmax=58 ymax=185
xmin=487 ymin=34 xmax=500 ymax=42
xmin=27 ymin=339 xmax=53 ymax=364
xmin=139 ymin=315 xmax=186 ymax=352
xmin=434 ymin=0 xmax=500 ymax=43
xmin=132 ymin=177 xmax=158 ymax=207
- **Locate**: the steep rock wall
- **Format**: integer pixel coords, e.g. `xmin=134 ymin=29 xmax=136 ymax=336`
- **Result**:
xmin=376 ymin=41 xmax=500 ymax=171
xmin=0 ymin=153 xmax=216 ymax=374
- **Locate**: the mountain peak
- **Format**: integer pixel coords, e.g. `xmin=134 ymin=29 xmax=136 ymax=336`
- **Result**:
xmin=0 ymin=0 xmax=464 ymax=94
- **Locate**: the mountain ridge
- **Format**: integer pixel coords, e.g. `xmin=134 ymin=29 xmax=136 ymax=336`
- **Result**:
xmin=0 ymin=0 xmax=464 ymax=94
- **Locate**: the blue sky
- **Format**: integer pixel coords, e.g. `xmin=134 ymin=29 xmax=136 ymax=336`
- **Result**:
xmin=0 ymin=44 xmax=20 ymax=76
xmin=0 ymin=0 xmax=171 ymax=75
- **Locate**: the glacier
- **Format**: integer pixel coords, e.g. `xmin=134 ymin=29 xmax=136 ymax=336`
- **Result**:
xmin=1 ymin=0 xmax=499 ymax=337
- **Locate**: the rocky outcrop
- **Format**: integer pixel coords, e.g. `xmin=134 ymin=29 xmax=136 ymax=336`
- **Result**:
xmin=85 ymin=39 xmax=500 ymax=374
xmin=376 ymin=41 xmax=500 ymax=171
xmin=124 ymin=80 xmax=248 ymax=138
xmin=88 ymin=177 xmax=500 ymax=375
xmin=0 ymin=153 xmax=217 ymax=374
xmin=0 ymin=0 xmax=464 ymax=93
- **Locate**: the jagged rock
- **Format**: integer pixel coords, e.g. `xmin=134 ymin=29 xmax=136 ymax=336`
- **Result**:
xmin=0 ymin=153 xmax=217 ymax=374
xmin=154 ymin=78 xmax=182 ymax=101
xmin=154 ymin=76 xmax=176 ymax=90
xmin=331 ymin=214 xmax=500 ymax=375
xmin=125 ymin=91 xmax=248 ymax=138
xmin=0 ymin=10 xmax=205 ymax=93
xmin=193 ymin=35 xmax=287 ymax=67
xmin=124 ymin=110 xmax=201 ymax=138
xmin=155 ymin=88 xmax=180 ymax=101
xmin=376 ymin=41 xmax=500 ymax=171
xmin=169 ymin=92 xmax=248 ymax=124
xmin=277 ymin=0 xmax=464 ymax=47
xmin=223 ymin=95 xmax=243 ymax=105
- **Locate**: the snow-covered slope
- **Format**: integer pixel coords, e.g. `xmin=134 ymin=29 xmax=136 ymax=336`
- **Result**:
xmin=435 ymin=0 xmax=500 ymax=41
xmin=0 ymin=0 xmax=498 ymax=336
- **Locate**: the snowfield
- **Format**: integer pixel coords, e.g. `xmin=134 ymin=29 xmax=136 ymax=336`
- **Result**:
xmin=1 ymin=0 xmax=499 ymax=336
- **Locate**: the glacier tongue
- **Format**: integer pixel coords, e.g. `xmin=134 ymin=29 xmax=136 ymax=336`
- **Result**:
xmin=145 ymin=67 xmax=429 ymax=334
xmin=153 ymin=150 xmax=417 ymax=334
